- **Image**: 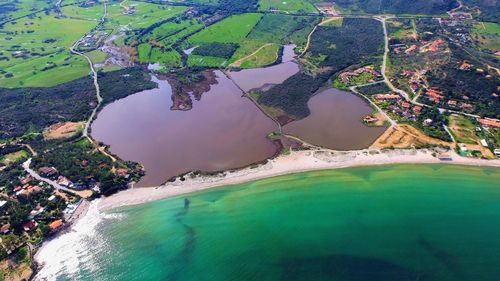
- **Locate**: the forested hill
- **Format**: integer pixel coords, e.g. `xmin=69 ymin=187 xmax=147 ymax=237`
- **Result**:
xmin=327 ymin=0 xmax=459 ymax=14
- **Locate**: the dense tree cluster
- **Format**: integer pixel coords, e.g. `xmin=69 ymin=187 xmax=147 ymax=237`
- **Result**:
xmin=426 ymin=48 xmax=500 ymax=119
xmin=192 ymin=43 xmax=239 ymax=58
xmin=309 ymin=18 xmax=383 ymax=68
xmin=333 ymin=0 xmax=458 ymax=14
xmin=0 ymin=77 xmax=96 ymax=139
xmin=31 ymin=140 xmax=136 ymax=195
xmin=98 ymin=67 xmax=157 ymax=104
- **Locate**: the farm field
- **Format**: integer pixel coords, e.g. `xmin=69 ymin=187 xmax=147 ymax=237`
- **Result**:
xmin=188 ymin=13 xmax=262 ymax=44
xmin=257 ymin=0 xmax=318 ymax=13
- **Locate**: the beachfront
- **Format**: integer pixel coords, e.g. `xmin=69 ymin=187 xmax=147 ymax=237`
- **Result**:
xmin=98 ymin=148 xmax=500 ymax=211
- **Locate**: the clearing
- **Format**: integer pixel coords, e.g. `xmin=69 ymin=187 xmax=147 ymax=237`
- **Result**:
xmin=370 ymin=124 xmax=450 ymax=149
xmin=43 ymin=121 xmax=86 ymax=140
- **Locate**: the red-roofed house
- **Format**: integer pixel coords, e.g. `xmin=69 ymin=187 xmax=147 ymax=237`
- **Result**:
xmin=49 ymin=220 xmax=64 ymax=232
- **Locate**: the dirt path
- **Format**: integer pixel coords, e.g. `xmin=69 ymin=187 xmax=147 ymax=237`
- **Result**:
xmin=299 ymin=24 xmax=318 ymax=57
xmin=319 ymin=16 xmax=341 ymax=26
xmin=230 ymin=43 xmax=274 ymax=67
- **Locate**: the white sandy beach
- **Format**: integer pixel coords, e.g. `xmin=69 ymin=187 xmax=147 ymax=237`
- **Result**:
xmin=98 ymin=148 xmax=500 ymax=211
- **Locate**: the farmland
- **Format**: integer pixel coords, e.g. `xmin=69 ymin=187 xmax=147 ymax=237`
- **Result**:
xmin=257 ymin=0 xmax=318 ymax=13
xmin=187 ymin=13 xmax=262 ymax=44
xmin=228 ymin=14 xmax=318 ymax=67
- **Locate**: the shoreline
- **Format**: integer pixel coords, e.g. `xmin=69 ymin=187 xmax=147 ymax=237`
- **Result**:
xmin=98 ymin=148 xmax=500 ymax=211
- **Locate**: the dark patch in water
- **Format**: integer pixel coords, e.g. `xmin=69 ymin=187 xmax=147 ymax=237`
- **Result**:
xmin=417 ymin=236 xmax=463 ymax=279
xmin=167 ymin=199 xmax=197 ymax=280
xmin=280 ymin=255 xmax=432 ymax=281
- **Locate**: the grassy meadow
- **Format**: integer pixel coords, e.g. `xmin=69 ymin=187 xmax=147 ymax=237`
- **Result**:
xmin=0 ymin=12 xmax=97 ymax=87
xmin=227 ymin=14 xmax=317 ymax=68
xmin=257 ymin=0 xmax=318 ymax=13
xmin=105 ymin=1 xmax=186 ymax=31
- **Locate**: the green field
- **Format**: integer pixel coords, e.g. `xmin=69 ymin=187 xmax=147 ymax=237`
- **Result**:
xmin=227 ymin=14 xmax=317 ymax=67
xmin=61 ymin=4 xmax=104 ymax=21
xmin=187 ymin=55 xmax=227 ymax=67
xmin=449 ymin=115 xmax=479 ymax=144
xmin=105 ymin=1 xmax=186 ymax=31
xmin=138 ymin=43 xmax=152 ymax=63
xmin=188 ymin=13 xmax=262 ymax=44
xmin=0 ymin=12 xmax=97 ymax=87
xmin=257 ymin=0 xmax=318 ymax=13
xmin=150 ymin=48 xmax=182 ymax=67
xmin=472 ymin=22 xmax=500 ymax=50
xmin=0 ymin=0 xmax=53 ymax=23
xmin=85 ymin=50 xmax=108 ymax=64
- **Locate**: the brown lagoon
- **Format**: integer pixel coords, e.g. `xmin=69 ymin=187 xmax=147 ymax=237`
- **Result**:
xmin=284 ymin=88 xmax=387 ymax=150
xmin=91 ymin=71 xmax=278 ymax=187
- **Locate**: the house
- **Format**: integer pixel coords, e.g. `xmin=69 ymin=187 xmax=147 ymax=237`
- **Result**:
xmin=413 ymin=106 xmax=422 ymax=113
xmin=57 ymin=176 xmax=73 ymax=188
xmin=459 ymin=61 xmax=472 ymax=70
xmin=0 ymin=224 xmax=10 ymax=234
xmin=20 ymin=177 xmax=32 ymax=185
xmin=401 ymin=102 xmax=411 ymax=109
xmin=39 ymin=166 xmax=58 ymax=177
xmin=22 ymin=220 xmax=38 ymax=232
xmin=480 ymin=139 xmax=488 ymax=147
xmin=460 ymin=103 xmax=473 ymax=110
xmin=49 ymin=220 xmax=64 ymax=232
xmin=423 ymin=119 xmax=433 ymax=126
xmin=458 ymin=143 xmax=468 ymax=152
xmin=494 ymin=149 xmax=500 ymax=157
xmin=405 ymin=45 xmax=417 ymax=55
xmin=425 ymin=89 xmax=444 ymax=100
xmin=363 ymin=115 xmax=377 ymax=123
xmin=374 ymin=94 xmax=401 ymax=101
xmin=437 ymin=153 xmax=452 ymax=161
xmin=48 ymin=195 xmax=56 ymax=202
xmin=0 ymin=200 xmax=7 ymax=209
xmin=479 ymin=118 xmax=500 ymax=128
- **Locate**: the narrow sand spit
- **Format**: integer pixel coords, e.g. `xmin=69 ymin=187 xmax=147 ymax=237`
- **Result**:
xmin=98 ymin=148 xmax=500 ymax=211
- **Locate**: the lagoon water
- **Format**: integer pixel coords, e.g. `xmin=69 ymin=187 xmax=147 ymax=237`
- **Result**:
xmin=284 ymin=88 xmax=386 ymax=150
xmin=91 ymin=71 xmax=277 ymax=187
xmin=36 ymin=165 xmax=500 ymax=281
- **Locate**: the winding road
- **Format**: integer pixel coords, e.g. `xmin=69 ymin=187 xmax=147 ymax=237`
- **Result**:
xmin=69 ymin=0 xmax=116 ymax=162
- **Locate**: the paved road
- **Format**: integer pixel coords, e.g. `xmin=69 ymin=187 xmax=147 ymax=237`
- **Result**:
xmin=376 ymin=16 xmax=481 ymax=120
xmin=69 ymin=1 xmax=116 ymax=162
xmin=22 ymin=158 xmax=68 ymax=192
xmin=350 ymin=83 xmax=398 ymax=127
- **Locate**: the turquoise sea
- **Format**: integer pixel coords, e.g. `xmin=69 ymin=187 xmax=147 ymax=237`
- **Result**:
xmin=36 ymin=164 xmax=500 ymax=281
